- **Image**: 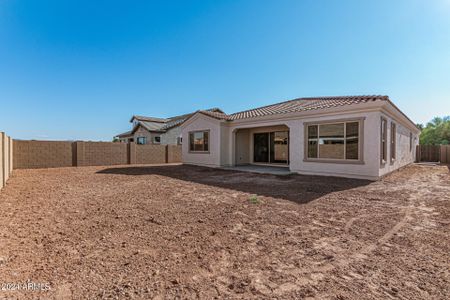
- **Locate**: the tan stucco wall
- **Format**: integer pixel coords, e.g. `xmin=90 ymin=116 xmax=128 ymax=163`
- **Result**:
xmin=235 ymin=129 xmax=250 ymax=165
xmin=288 ymin=111 xmax=380 ymax=180
xmin=130 ymin=125 xmax=180 ymax=145
xmin=181 ymin=105 xmax=418 ymax=180
xmin=133 ymin=126 xmax=157 ymax=144
xmin=181 ymin=113 xmax=222 ymax=167
xmin=378 ymin=113 xmax=418 ymax=177
xmin=161 ymin=127 xmax=182 ymax=145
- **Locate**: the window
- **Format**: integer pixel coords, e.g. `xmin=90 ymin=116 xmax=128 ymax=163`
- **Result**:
xmin=154 ymin=136 xmax=161 ymax=144
xmin=189 ymin=131 xmax=209 ymax=152
xmin=306 ymin=120 xmax=361 ymax=161
xmin=346 ymin=122 xmax=359 ymax=159
xmin=177 ymin=136 xmax=182 ymax=145
xmin=381 ymin=117 xmax=387 ymax=164
xmin=391 ymin=122 xmax=396 ymax=162
xmin=136 ymin=137 xmax=146 ymax=145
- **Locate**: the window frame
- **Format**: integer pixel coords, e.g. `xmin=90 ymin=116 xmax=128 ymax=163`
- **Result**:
xmin=303 ymin=118 xmax=365 ymax=164
xmin=188 ymin=130 xmax=210 ymax=153
xmin=380 ymin=117 xmax=387 ymax=165
xmin=390 ymin=122 xmax=397 ymax=163
xmin=136 ymin=136 xmax=147 ymax=145
xmin=153 ymin=136 xmax=161 ymax=144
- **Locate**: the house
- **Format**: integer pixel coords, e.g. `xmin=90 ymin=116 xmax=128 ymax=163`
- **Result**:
xmin=114 ymin=108 xmax=224 ymax=145
xmin=180 ymin=95 xmax=420 ymax=180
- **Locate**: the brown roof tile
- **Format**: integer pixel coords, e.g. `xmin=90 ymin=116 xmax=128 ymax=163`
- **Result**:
xmin=228 ymin=95 xmax=389 ymax=120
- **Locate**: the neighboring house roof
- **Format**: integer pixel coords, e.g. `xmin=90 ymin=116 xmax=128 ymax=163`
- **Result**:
xmin=116 ymin=108 xmax=224 ymax=138
xmin=115 ymin=130 xmax=133 ymax=138
xmin=138 ymin=121 xmax=166 ymax=132
xmin=129 ymin=115 xmax=169 ymax=123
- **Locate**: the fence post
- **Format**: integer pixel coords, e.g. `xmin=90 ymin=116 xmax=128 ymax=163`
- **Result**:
xmin=128 ymin=143 xmax=136 ymax=165
xmin=165 ymin=145 xmax=169 ymax=163
xmin=9 ymin=137 xmax=13 ymax=173
xmin=75 ymin=141 xmax=85 ymax=167
xmin=416 ymin=145 xmax=420 ymax=162
xmin=4 ymin=135 xmax=9 ymax=182
xmin=441 ymin=145 xmax=450 ymax=164
xmin=0 ymin=132 xmax=4 ymax=189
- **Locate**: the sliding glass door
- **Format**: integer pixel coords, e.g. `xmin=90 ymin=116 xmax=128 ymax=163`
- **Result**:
xmin=253 ymin=131 xmax=289 ymax=164
xmin=254 ymin=133 xmax=269 ymax=162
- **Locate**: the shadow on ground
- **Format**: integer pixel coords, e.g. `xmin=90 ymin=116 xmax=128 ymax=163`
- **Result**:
xmin=97 ymin=165 xmax=371 ymax=204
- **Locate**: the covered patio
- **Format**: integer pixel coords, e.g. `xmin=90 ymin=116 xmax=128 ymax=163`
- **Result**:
xmin=222 ymin=164 xmax=292 ymax=175
xmin=233 ymin=124 xmax=290 ymax=167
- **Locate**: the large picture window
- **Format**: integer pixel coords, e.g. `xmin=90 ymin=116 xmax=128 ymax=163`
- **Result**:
xmin=306 ymin=120 xmax=361 ymax=162
xmin=189 ymin=131 xmax=209 ymax=152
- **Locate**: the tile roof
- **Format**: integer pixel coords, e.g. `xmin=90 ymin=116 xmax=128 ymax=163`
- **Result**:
xmin=115 ymin=130 xmax=133 ymax=138
xmin=139 ymin=121 xmax=166 ymax=132
xmin=130 ymin=115 xmax=169 ymax=123
xmin=227 ymin=95 xmax=389 ymax=120
xmin=118 ymin=108 xmax=224 ymax=137
xmin=197 ymin=110 xmax=231 ymax=120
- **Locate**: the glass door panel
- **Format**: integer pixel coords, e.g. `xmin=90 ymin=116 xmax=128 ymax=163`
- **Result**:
xmin=253 ymin=133 xmax=269 ymax=162
xmin=270 ymin=131 xmax=289 ymax=163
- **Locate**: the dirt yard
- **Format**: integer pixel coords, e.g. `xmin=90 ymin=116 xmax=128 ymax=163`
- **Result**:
xmin=0 ymin=164 xmax=449 ymax=299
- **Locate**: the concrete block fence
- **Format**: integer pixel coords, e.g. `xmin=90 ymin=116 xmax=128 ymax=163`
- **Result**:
xmin=0 ymin=132 xmax=13 ymax=191
xmin=13 ymin=140 xmax=182 ymax=169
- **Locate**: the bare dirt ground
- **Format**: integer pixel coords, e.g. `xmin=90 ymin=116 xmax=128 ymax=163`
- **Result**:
xmin=0 ymin=164 xmax=449 ymax=299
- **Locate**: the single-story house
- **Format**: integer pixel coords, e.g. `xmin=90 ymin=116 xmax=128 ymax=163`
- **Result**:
xmin=114 ymin=108 xmax=224 ymax=145
xmin=180 ymin=95 xmax=420 ymax=180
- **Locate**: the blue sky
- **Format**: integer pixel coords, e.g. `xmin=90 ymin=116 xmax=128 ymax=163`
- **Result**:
xmin=0 ymin=0 xmax=449 ymax=140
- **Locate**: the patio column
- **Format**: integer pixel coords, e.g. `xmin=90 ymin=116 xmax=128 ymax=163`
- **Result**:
xmin=231 ymin=129 xmax=237 ymax=167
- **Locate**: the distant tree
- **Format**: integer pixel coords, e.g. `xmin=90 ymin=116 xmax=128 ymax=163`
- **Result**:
xmin=419 ymin=116 xmax=450 ymax=145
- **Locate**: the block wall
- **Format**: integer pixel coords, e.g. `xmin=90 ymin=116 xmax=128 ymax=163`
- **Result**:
xmin=167 ymin=145 xmax=182 ymax=163
xmin=77 ymin=142 xmax=128 ymax=166
xmin=13 ymin=140 xmax=73 ymax=169
xmin=135 ymin=144 xmax=167 ymax=164
xmin=12 ymin=140 xmax=182 ymax=169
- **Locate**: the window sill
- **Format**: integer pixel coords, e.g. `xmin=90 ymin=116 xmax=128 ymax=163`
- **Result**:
xmin=303 ymin=158 xmax=365 ymax=165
